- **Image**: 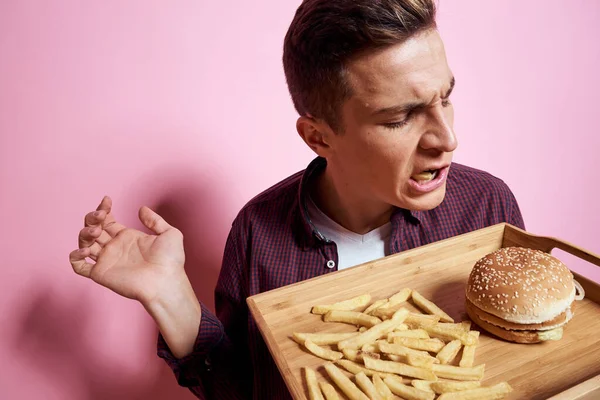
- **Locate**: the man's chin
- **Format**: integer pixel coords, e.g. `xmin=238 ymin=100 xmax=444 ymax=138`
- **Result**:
xmin=399 ymin=184 xmax=447 ymax=212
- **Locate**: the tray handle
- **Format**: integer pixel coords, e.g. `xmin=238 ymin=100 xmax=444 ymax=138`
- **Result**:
xmin=505 ymin=224 xmax=600 ymax=268
xmin=542 ymin=237 xmax=600 ymax=268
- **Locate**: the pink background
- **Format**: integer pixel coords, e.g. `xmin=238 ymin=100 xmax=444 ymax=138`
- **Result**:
xmin=1 ymin=1 xmax=598 ymax=399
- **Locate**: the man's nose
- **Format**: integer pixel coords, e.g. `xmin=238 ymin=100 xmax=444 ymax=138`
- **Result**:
xmin=420 ymin=105 xmax=458 ymax=153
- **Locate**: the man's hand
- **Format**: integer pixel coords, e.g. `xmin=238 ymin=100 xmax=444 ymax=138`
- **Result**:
xmin=69 ymin=196 xmax=201 ymax=358
xmin=69 ymin=196 xmax=185 ymax=305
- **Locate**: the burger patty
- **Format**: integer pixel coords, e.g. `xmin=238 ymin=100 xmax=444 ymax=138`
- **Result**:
xmin=465 ymin=299 xmax=573 ymax=331
xmin=465 ymin=300 xmax=564 ymax=343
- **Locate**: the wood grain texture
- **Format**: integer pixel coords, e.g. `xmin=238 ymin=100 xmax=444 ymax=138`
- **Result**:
xmin=547 ymin=376 xmax=600 ymax=400
xmin=247 ymin=223 xmax=600 ymax=400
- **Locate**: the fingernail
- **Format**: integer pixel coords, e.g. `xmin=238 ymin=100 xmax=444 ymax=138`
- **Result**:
xmin=93 ymin=211 xmax=100 ymax=217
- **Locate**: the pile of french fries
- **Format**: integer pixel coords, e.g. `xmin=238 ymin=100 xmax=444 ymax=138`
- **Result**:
xmin=292 ymin=289 xmax=512 ymax=400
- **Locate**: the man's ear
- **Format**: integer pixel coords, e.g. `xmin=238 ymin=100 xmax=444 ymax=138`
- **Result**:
xmin=296 ymin=115 xmax=334 ymax=157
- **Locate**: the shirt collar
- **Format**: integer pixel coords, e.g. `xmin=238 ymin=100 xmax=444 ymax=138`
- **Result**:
xmin=295 ymin=157 xmax=422 ymax=249
xmin=296 ymin=157 xmax=327 ymax=249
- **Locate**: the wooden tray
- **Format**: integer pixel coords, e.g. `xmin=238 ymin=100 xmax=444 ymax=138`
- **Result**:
xmin=247 ymin=223 xmax=600 ymax=400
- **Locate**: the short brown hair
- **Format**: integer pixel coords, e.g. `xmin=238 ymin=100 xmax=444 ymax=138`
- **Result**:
xmin=283 ymin=0 xmax=437 ymax=131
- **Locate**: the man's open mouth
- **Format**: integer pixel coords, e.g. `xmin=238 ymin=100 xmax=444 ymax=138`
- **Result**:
xmin=410 ymin=169 xmax=439 ymax=184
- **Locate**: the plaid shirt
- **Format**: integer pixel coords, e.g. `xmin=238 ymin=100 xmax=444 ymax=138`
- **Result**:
xmin=157 ymin=157 xmax=525 ymax=399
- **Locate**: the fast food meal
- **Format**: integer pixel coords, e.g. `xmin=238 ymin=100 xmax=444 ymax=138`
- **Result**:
xmin=465 ymin=247 xmax=585 ymax=343
xmin=294 ymin=289 xmax=512 ymax=399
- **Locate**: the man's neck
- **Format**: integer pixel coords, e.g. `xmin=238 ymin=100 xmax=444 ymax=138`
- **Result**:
xmin=310 ymin=165 xmax=394 ymax=235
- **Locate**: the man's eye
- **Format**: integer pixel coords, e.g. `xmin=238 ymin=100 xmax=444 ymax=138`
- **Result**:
xmin=383 ymin=120 xmax=409 ymax=129
xmin=382 ymin=112 xmax=413 ymax=129
xmin=442 ymin=98 xmax=451 ymax=107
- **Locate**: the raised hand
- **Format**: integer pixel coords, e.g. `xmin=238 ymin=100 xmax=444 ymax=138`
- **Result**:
xmin=69 ymin=196 xmax=201 ymax=358
xmin=69 ymin=196 xmax=186 ymax=305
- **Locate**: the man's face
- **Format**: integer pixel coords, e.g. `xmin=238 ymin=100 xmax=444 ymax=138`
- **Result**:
xmin=328 ymin=29 xmax=457 ymax=211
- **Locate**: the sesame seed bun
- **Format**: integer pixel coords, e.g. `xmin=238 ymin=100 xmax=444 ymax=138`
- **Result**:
xmin=465 ymin=247 xmax=578 ymax=343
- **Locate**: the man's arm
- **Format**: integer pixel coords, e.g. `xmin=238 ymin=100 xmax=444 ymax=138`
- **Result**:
xmin=69 ymin=197 xmax=252 ymax=399
xmin=507 ymin=189 xmax=525 ymax=230
xmin=145 ymin=277 xmax=201 ymax=359
xmin=157 ymin=223 xmax=253 ymax=399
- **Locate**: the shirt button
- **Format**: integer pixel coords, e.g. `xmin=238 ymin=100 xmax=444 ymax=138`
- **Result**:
xmin=326 ymin=260 xmax=336 ymax=269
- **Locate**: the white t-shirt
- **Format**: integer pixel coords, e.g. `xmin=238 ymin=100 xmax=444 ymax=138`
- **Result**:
xmin=307 ymin=196 xmax=391 ymax=270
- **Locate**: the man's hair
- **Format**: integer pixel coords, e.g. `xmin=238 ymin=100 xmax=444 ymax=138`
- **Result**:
xmin=283 ymin=0 xmax=437 ymax=131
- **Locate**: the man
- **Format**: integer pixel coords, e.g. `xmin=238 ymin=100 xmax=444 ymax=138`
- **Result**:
xmin=69 ymin=0 xmax=524 ymax=398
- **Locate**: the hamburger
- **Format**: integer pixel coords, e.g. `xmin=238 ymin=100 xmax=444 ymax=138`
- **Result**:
xmin=465 ymin=247 xmax=585 ymax=343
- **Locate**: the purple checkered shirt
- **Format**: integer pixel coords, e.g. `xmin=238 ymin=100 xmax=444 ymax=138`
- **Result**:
xmin=157 ymin=157 xmax=525 ymax=399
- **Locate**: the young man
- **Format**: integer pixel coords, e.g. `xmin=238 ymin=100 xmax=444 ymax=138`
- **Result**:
xmin=69 ymin=0 xmax=524 ymax=398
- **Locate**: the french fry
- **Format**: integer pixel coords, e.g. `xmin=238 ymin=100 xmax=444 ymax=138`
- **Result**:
xmin=385 ymin=353 xmax=404 ymax=362
xmin=385 ymin=352 xmax=436 ymax=369
xmin=293 ymin=332 xmax=359 ymax=346
xmin=423 ymin=324 xmax=477 ymax=345
xmin=373 ymin=303 xmax=406 ymax=319
xmin=304 ymin=367 xmax=325 ymax=400
xmin=432 ymin=364 xmax=485 ymax=381
xmin=383 ymin=352 xmax=435 ymax=369
xmin=392 ymin=309 xmax=411 ymax=322
xmin=324 ymin=310 xmax=382 ymax=327
xmin=337 ymin=309 xmax=409 ymax=350
xmin=312 ymin=294 xmax=372 ymax=315
xmin=393 ymin=337 xmax=445 ymax=353
xmin=406 ymin=354 xmax=436 ymax=369
xmin=323 ymin=362 xmax=370 ymax=400
xmin=394 ymin=323 xmax=409 ymax=331
xmin=342 ymin=349 xmax=380 ymax=363
xmin=436 ymin=382 xmax=512 ymax=399
xmin=437 ymin=322 xmax=471 ymax=332
xmin=430 ymin=380 xmax=481 ymax=394
xmin=304 ymin=339 xmax=343 ymax=361
xmin=373 ymin=288 xmax=412 ymax=315
xmin=383 ymin=376 xmax=436 ymax=400
xmin=355 ymin=372 xmax=384 ymax=400
xmin=363 ymin=357 xmax=437 ymax=381
xmin=459 ymin=331 xmax=480 ymax=367
xmin=387 ymin=288 xmax=413 ymax=304
xmin=405 ymin=313 xmax=440 ymax=328
xmin=411 ymin=380 xmax=435 ymax=392
xmin=388 ymin=329 xmax=430 ymax=340
xmin=364 ymin=299 xmax=389 ymax=315
xmin=378 ymin=341 xmax=438 ymax=362
xmin=319 ymin=381 xmax=340 ymax=400
xmin=373 ymin=374 xmax=394 ymax=400
xmin=335 ymin=359 xmax=392 ymax=378
xmin=361 ymin=343 xmax=380 ymax=353
xmin=411 ymin=291 xmax=454 ymax=322
xmin=436 ymin=340 xmax=462 ymax=364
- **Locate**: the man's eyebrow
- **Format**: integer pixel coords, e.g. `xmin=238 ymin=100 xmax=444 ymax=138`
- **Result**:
xmin=372 ymin=102 xmax=426 ymax=116
xmin=443 ymin=76 xmax=456 ymax=99
xmin=372 ymin=76 xmax=456 ymax=116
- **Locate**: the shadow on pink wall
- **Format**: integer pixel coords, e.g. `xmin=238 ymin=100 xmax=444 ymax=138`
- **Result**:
xmin=12 ymin=290 xmax=180 ymax=400
xmin=154 ymin=182 xmax=230 ymax=312
xmin=12 ymin=173 xmax=232 ymax=399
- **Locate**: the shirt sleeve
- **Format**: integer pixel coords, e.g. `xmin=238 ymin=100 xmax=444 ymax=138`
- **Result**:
xmin=157 ymin=220 xmax=253 ymax=399
xmin=507 ymin=187 xmax=526 ymax=230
